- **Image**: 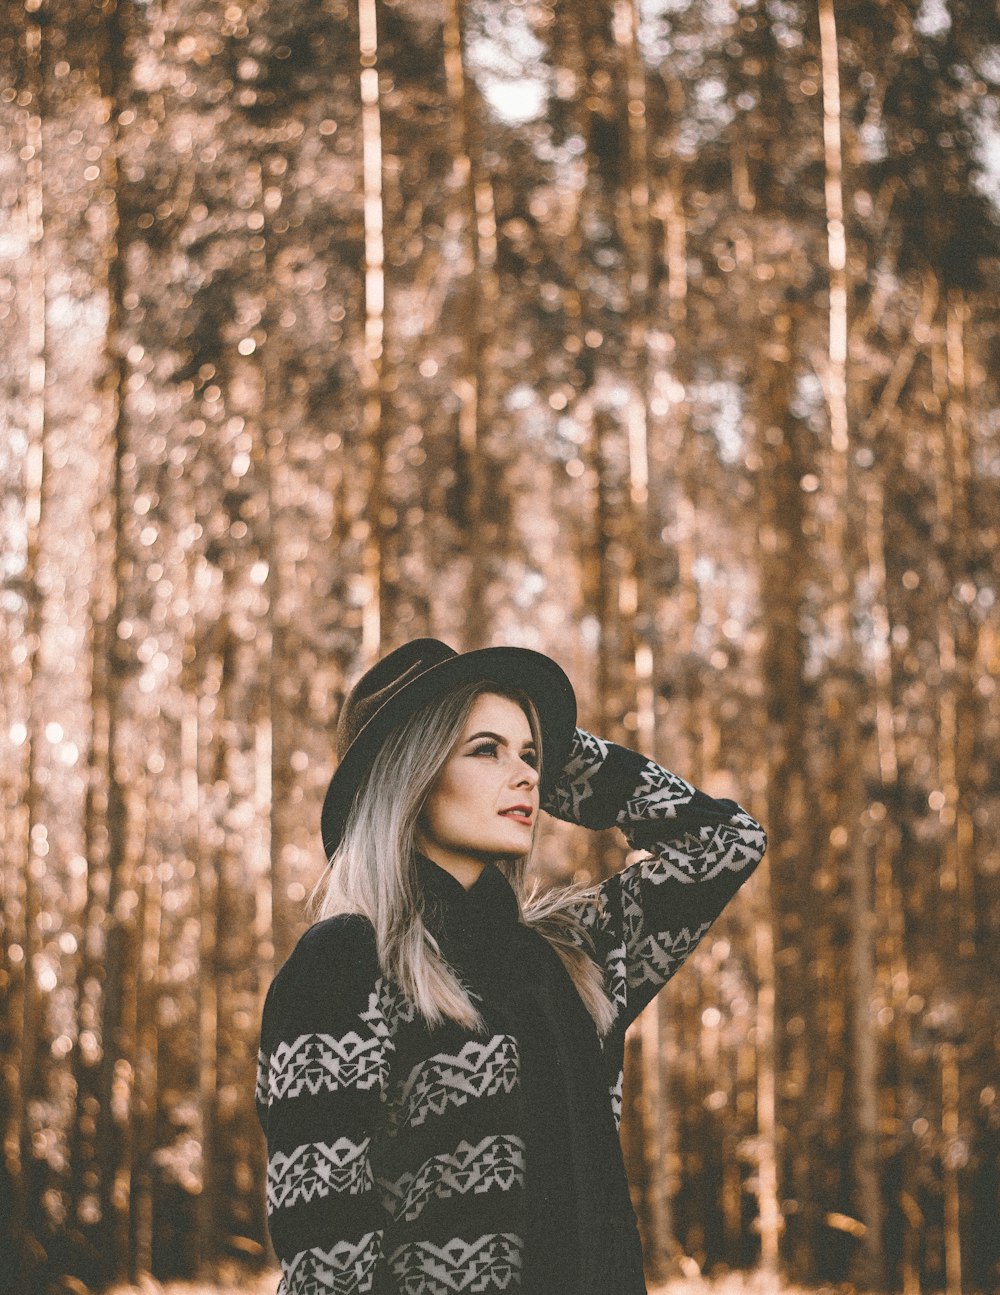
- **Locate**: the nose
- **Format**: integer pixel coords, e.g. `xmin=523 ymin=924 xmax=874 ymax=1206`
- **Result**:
xmin=512 ymin=757 xmax=539 ymax=788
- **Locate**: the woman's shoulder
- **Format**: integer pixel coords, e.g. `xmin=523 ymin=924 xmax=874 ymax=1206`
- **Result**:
xmin=269 ymin=912 xmax=380 ymax=1005
xmin=297 ymin=910 xmax=377 ymax=953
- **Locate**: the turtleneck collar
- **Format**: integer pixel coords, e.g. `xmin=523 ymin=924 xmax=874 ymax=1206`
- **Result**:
xmin=416 ymin=851 xmax=521 ymax=940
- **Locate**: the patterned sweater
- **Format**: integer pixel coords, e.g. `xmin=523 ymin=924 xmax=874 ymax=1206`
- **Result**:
xmin=255 ymin=728 xmax=767 ymax=1294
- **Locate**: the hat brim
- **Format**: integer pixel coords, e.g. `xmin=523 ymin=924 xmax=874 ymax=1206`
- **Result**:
xmin=320 ymin=646 xmax=577 ymax=860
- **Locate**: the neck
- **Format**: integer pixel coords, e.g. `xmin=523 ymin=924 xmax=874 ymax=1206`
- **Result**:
xmin=416 ymin=846 xmax=489 ymax=891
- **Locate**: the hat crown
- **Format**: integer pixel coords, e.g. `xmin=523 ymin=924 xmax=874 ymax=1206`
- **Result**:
xmin=336 ymin=638 xmax=456 ymax=757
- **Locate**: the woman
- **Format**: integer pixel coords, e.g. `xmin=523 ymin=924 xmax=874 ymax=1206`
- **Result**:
xmin=255 ymin=638 xmax=767 ymax=1295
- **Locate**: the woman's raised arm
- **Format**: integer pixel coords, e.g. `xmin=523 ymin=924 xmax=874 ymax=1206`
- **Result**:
xmin=541 ymin=727 xmax=767 ymax=1031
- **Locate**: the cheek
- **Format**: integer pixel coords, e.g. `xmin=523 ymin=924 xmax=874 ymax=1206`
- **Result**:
xmin=423 ymin=764 xmax=488 ymax=829
xmin=421 ymin=771 xmax=463 ymax=830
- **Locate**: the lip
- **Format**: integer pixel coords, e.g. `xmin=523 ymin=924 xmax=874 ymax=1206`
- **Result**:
xmin=499 ymin=805 xmax=534 ymax=822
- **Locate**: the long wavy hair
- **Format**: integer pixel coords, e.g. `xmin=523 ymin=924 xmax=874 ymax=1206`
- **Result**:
xmin=308 ymin=679 xmax=615 ymax=1035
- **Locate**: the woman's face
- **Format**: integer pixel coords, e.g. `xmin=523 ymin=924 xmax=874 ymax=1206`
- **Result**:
xmin=415 ymin=691 xmax=540 ymax=884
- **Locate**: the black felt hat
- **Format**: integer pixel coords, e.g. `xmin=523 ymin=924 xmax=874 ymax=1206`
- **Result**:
xmin=320 ymin=637 xmax=577 ymax=860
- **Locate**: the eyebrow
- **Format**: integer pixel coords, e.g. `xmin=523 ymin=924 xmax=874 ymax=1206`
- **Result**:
xmin=465 ymin=730 xmax=536 ymax=749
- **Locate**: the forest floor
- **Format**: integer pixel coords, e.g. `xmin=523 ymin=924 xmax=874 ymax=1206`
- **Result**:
xmin=107 ymin=1269 xmax=827 ymax=1295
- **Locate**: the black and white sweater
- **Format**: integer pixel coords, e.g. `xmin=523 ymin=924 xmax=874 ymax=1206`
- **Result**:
xmin=255 ymin=728 xmax=767 ymax=1295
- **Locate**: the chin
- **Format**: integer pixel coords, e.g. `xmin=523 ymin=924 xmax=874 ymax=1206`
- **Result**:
xmin=459 ymin=831 xmax=532 ymax=864
xmin=492 ymin=843 xmax=530 ymax=861
xmin=488 ymin=829 xmax=535 ymax=860
xmin=420 ymin=818 xmax=535 ymax=866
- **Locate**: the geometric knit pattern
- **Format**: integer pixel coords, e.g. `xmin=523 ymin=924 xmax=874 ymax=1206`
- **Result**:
xmin=380 ymin=1135 xmax=525 ymax=1224
xmin=281 ymin=1232 xmax=383 ymax=1295
xmin=388 ymin=1233 xmax=521 ymax=1295
xmin=256 ymin=727 xmax=767 ymax=1293
xmin=624 ymin=920 xmax=713 ymax=992
xmin=609 ymin=1071 xmax=625 ymax=1129
xmin=392 ymin=1037 xmax=520 ymax=1130
xmin=268 ymin=1136 xmax=374 ymax=1211
xmin=618 ymin=763 xmax=707 ymax=823
xmin=541 ymin=728 xmax=612 ymax=823
xmin=629 ymin=815 xmax=764 ymax=882
xmin=363 ymin=976 xmax=418 ymax=1037
xmin=263 ymin=1031 xmax=389 ymax=1102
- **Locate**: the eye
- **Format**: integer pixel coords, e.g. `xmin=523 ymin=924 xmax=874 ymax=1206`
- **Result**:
xmin=470 ymin=741 xmax=499 ymax=758
xmin=521 ymin=750 xmax=539 ymax=769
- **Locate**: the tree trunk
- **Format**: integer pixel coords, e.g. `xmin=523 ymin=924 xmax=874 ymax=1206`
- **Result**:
xmin=927 ymin=292 xmax=974 ymax=1294
xmin=8 ymin=9 xmax=49 ymax=1285
xmin=755 ymin=306 xmax=809 ymax=1278
xmin=194 ymin=634 xmax=223 ymax=1273
xmin=128 ymin=797 xmax=163 ymax=1280
xmin=940 ymin=1042 xmax=962 ymax=1295
xmin=862 ymin=446 xmax=913 ymax=1295
xmin=613 ymin=0 xmax=673 ymax=1275
xmin=817 ymin=1 xmax=884 ymax=1283
xmin=941 ymin=291 xmax=977 ymax=962
xmin=85 ymin=1 xmax=134 ymax=1276
xmin=443 ymin=0 xmax=495 ymax=648
xmin=358 ymin=0 xmax=386 ymax=661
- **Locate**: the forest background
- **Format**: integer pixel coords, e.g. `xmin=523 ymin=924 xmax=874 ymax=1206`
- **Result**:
xmin=1 ymin=0 xmax=999 ymax=1292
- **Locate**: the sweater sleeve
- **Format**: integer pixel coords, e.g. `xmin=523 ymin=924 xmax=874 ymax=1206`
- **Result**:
xmin=255 ymin=916 xmax=392 ymax=1294
xmin=541 ymin=727 xmax=767 ymax=1028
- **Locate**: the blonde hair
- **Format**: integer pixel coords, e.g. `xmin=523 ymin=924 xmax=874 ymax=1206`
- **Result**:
xmin=309 ymin=680 xmax=615 ymax=1035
